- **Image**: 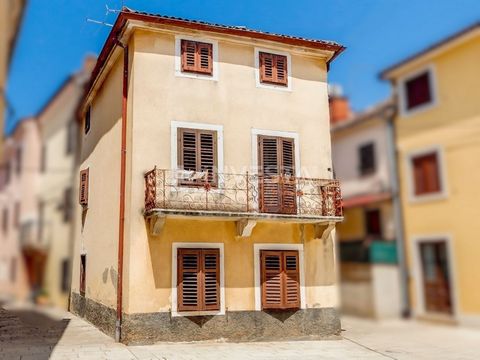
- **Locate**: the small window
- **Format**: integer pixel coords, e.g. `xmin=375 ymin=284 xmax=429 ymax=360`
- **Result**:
xmin=177 ymin=248 xmax=220 ymax=312
xmin=2 ymin=208 xmax=8 ymax=235
xmin=16 ymin=147 xmax=22 ymax=175
xmin=66 ymin=121 xmax=76 ymax=154
xmin=359 ymin=143 xmax=375 ymax=175
xmin=10 ymin=257 xmax=17 ymax=283
xmin=260 ymin=250 xmax=300 ymax=310
xmin=181 ymin=40 xmax=213 ymax=75
xmin=14 ymin=202 xmax=20 ymax=228
xmin=79 ymin=169 xmax=89 ymax=207
xmin=38 ymin=201 xmax=44 ymax=243
xmin=80 ymin=254 xmax=86 ymax=297
xmin=5 ymin=162 xmax=11 ymax=185
xmin=63 ymin=188 xmax=73 ymax=223
xmin=259 ymin=52 xmax=288 ymax=86
xmin=61 ymin=259 xmax=70 ymax=293
xmin=178 ymin=128 xmax=218 ymax=186
xmin=365 ymin=209 xmax=381 ymax=237
xmin=412 ymin=152 xmax=441 ymax=196
xmin=84 ymin=106 xmax=91 ymax=134
xmin=405 ymin=71 xmax=432 ymax=110
xmin=40 ymin=145 xmax=47 ymax=173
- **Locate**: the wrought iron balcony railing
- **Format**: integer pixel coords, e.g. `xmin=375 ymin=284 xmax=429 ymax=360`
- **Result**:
xmin=144 ymin=168 xmax=343 ymax=219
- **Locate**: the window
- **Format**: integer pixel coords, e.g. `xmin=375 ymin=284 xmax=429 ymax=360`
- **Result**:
xmin=63 ymin=187 xmax=73 ymax=223
xmin=365 ymin=209 xmax=381 ymax=237
xmin=258 ymin=135 xmax=296 ymax=214
xmin=10 ymin=257 xmax=17 ymax=283
xmin=405 ymin=71 xmax=432 ymax=110
xmin=359 ymin=143 xmax=375 ymax=175
xmin=14 ymin=202 xmax=20 ymax=228
xmin=84 ymin=106 xmax=91 ymax=134
xmin=38 ymin=201 xmax=44 ymax=243
xmin=260 ymin=250 xmax=300 ymax=310
xmin=66 ymin=121 xmax=76 ymax=154
xmin=177 ymin=128 xmax=218 ymax=186
xmin=80 ymin=254 xmax=86 ymax=297
xmin=177 ymin=248 xmax=220 ymax=312
xmin=40 ymin=145 xmax=47 ymax=173
xmin=181 ymin=40 xmax=213 ymax=75
xmin=61 ymin=259 xmax=70 ymax=293
xmin=5 ymin=162 xmax=11 ymax=185
xmin=412 ymin=152 xmax=441 ymax=196
xmin=79 ymin=169 xmax=89 ymax=207
xmin=2 ymin=208 xmax=8 ymax=235
xmin=259 ymin=52 xmax=288 ymax=86
xmin=15 ymin=147 xmax=22 ymax=175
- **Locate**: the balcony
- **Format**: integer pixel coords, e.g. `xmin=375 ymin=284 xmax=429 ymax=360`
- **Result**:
xmin=19 ymin=220 xmax=48 ymax=252
xmin=144 ymin=168 xmax=343 ymax=236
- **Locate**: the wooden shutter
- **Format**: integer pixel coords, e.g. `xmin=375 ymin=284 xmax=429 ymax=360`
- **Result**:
xmin=177 ymin=248 xmax=220 ymax=312
xmin=258 ymin=136 xmax=296 ymax=214
xmin=79 ymin=169 xmax=89 ymax=206
xmin=412 ymin=153 xmax=440 ymax=195
xmin=261 ymin=250 xmax=300 ymax=310
xmin=181 ymin=40 xmax=213 ymax=75
xmin=203 ymin=249 xmax=220 ymax=311
xmin=259 ymin=52 xmax=288 ymax=86
xmin=178 ymin=249 xmax=201 ymax=311
xmin=178 ymin=128 xmax=217 ymax=186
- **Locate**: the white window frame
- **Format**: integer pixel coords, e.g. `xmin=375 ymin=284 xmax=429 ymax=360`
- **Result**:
xmin=171 ymin=242 xmax=225 ymax=317
xmin=253 ymin=243 xmax=306 ymax=311
xmin=405 ymin=145 xmax=448 ymax=203
xmin=251 ymin=128 xmax=301 ymax=175
xmin=254 ymin=47 xmax=292 ymax=92
xmin=171 ymin=121 xmax=225 ymax=190
xmin=411 ymin=234 xmax=459 ymax=319
xmin=174 ymin=35 xmax=219 ymax=81
xmin=398 ymin=64 xmax=438 ymax=117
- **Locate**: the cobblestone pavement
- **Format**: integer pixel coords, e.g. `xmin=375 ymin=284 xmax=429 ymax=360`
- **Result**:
xmin=1 ymin=304 xmax=480 ymax=359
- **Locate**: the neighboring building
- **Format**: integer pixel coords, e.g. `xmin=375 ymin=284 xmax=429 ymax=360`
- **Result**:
xmin=0 ymin=117 xmax=42 ymax=302
xmin=70 ymin=8 xmax=345 ymax=343
xmin=36 ymin=57 xmax=95 ymax=308
xmin=381 ymin=23 xmax=480 ymax=326
xmin=330 ymin=95 xmax=405 ymax=319
xmin=0 ymin=0 xmax=26 ymax=154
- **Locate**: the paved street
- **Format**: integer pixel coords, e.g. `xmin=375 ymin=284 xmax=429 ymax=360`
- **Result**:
xmin=1 ymin=304 xmax=480 ymax=359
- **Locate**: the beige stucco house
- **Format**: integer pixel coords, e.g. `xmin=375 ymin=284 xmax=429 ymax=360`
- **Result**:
xmin=330 ymin=95 xmax=405 ymax=319
xmin=36 ymin=57 xmax=95 ymax=308
xmin=71 ymin=8 xmax=344 ymax=343
xmin=0 ymin=117 xmax=42 ymax=302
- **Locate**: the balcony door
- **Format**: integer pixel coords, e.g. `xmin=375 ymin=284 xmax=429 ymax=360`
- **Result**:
xmin=258 ymin=135 xmax=296 ymax=214
xmin=419 ymin=241 xmax=453 ymax=315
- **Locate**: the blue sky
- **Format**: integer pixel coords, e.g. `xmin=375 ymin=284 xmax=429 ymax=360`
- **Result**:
xmin=5 ymin=0 xmax=480 ymax=133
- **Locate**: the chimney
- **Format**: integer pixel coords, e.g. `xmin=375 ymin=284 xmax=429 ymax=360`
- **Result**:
xmin=328 ymin=84 xmax=351 ymax=124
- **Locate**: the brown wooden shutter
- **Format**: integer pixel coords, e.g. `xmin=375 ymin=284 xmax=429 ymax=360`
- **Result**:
xmin=203 ymin=249 xmax=220 ymax=311
xmin=178 ymin=249 xmax=201 ymax=311
xmin=413 ymin=153 xmax=440 ymax=195
xmin=181 ymin=40 xmax=213 ymax=75
xmin=178 ymin=128 xmax=217 ymax=186
xmin=259 ymin=52 xmax=288 ymax=86
xmin=283 ymin=251 xmax=300 ymax=308
xmin=79 ymin=168 xmax=89 ymax=206
xmin=258 ymin=136 xmax=296 ymax=214
xmin=261 ymin=250 xmax=283 ymax=309
xmin=261 ymin=250 xmax=300 ymax=310
xmin=280 ymin=138 xmax=296 ymax=214
xmin=178 ymin=248 xmax=220 ymax=312
xmin=80 ymin=254 xmax=86 ymax=297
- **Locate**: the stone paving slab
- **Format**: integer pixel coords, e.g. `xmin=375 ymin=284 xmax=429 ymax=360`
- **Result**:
xmin=2 ymin=304 xmax=480 ymax=359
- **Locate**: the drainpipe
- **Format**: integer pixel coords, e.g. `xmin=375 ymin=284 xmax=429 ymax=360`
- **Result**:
xmin=115 ymin=40 xmax=129 ymax=342
xmin=385 ymin=107 xmax=410 ymax=318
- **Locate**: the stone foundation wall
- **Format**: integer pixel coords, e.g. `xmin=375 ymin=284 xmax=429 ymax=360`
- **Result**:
xmin=71 ymin=293 xmax=340 ymax=344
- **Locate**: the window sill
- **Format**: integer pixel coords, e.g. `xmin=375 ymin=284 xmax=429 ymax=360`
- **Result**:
xmin=409 ymin=191 xmax=448 ymax=204
xmin=175 ymin=70 xmax=217 ymax=82
xmin=256 ymin=82 xmax=292 ymax=92
xmin=172 ymin=309 xmax=224 ymax=317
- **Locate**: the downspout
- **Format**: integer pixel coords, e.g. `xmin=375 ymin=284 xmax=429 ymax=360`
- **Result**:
xmin=385 ymin=106 xmax=410 ymax=318
xmin=115 ymin=40 xmax=129 ymax=342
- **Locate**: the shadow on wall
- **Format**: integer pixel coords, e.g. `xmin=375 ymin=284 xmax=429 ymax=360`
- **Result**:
xmin=0 ymin=305 xmax=70 ymax=359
